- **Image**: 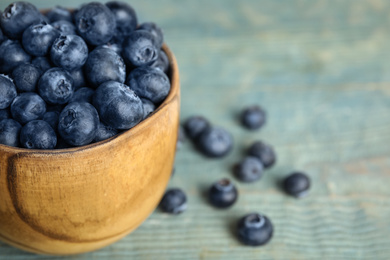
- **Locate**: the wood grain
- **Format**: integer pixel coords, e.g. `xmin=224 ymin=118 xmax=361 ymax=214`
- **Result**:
xmin=1 ymin=0 xmax=390 ymax=259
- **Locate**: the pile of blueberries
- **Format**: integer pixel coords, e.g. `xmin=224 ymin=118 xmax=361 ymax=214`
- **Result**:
xmin=160 ymin=106 xmax=311 ymax=246
xmin=0 ymin=1 xmax=170 ymax=149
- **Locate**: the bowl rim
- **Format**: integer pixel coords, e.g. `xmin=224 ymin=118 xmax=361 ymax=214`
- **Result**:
xmin=0 ymin=44 xmax=179 ymax=155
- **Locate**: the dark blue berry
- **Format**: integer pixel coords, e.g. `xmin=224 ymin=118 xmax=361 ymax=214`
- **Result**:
xmin=0 ymin=119 xmax=21 ymax=147
xmin=50 ymin=35 xmax=88 ymax=71
xmin=234 ymin=156 xmax=264 ymax=183
xmin=209 ymin=178 xmax=238 ymax=208
xmin=122 ymin=30 xmax=159 ymax=67
xmin=38 ymin=68 xmax=74 ymax=105
xmin=0 ymin=40 xmax=31 ymax=74
xmin=20 ymin=120 xmax=57 ymax=149
xmin=106 ymin=1 xmax=137 ymax=38
xmin=10 ymin=92 xmax=46 ymax=125
xmin=141 ymin=98 xmax=155 ymax=119
xmin=0 ymin=2 xmax=42 ymax=39
xmin=283 ymin=172 xmax=310 ymax=198
xmin=22 ymin=23 xmax=60 ymax=57
xmin=42 ymin=111 xmax=59 ymax=130
xmin=0 ymin=109 xmax=10 ymax=120
xmin=32 ymin=56 xmax=52 ymax=74
xmin=93 ymin=81 xmax=143 ymax=130
xmin=150 ymin=49 xmax=169 ymax=74
xmin=11 ymin=64 xmax=41 ymax=92
xmin=51 ymin=20 xmax=76 ymax=35
xmin=241 ymin=105 xmax=266 ymax=130
xmin=58 ymin=102 xmax=99 ymax=146
xmin=75 ymin=2 xmax=116 ymax=46
xmin=237 ymin=213 xmax=273 ymax=246
xmin=0 ymin=75 xmax=17 ymax=109
xmin=197 ymin=126 xmax=233 ymax=158
xmin=126 ymin=66 xmax=170 ymax=104
xmin=70 ymin=87 xmax=94 ymax=104
xmin=45 ymin=6 xmax=72 ymax=23
xmin=99 ymin=41 xmax=122 ymax=55
xmin=248 ymin=141 xmax=276 ymax=169
xmin=183 ymin=116 xmax=210 ymax=140
xmin=138 ymin=22 xmax=164 ymax=48
xmin=159 ymin=188 xmax=187 ymax=214
xmin=85 ymin=47 xmax=126 ymax=88
xmin=93 ymin=121 xmax=118 ymax=142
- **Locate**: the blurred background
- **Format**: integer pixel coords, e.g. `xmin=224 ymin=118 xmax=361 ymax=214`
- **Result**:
xmin=1 ymin=0 xmax=390 ymax=259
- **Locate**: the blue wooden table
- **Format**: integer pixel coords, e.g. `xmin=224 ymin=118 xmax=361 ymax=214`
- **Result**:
xmin=1 ymin=0 xmax=390 ymax=259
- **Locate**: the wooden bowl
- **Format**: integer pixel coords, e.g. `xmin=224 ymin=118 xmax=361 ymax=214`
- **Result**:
xmin=0 ymin=45 xmax=180 ymax=255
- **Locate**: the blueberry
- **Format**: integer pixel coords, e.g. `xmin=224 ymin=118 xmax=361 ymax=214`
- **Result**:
xmin=69 ymin=69 xmax=86 ymax=90
xmin=38 ymin=68 xmax=74 ymax=105
xmin=141 ymin=98 xmax=155 ymax=119
xmin=138 ymin=22 xmax=164 ymax=48
xmin=241 ymin=105 xmax=266 ymax=130
xmin=208 ymin=178 xmax=238 ymax=208
xmin=58 ymin=102 xmax=99 ymax=146
xmin=20 ymin=120 xmax=57 ymax=149
xmin=176 ymin=125 xmax=186 ymax=150
xmin=283 ymin=172 xmax=310 ymax=198
xmin=159 ymin=188 xmax=187 ymax=214
xmin=0 ymin=75 xmax=17 ymax=109
xmin=99 ymin=40 xmax=122 ymax=55
xmin=150 ymin=49 xmax=169 ymax=74
xmin=248 ymin=141 xmax=276 ymax=169
xmin=11 ymin=64 xmax=41 ymax=92
xmin=0 ymin=119 xmax=22 ymax=147
xmin=234 ymin=156 xmax=264 ymax=183
xmin=93 ymin=121 xmax=118 ymax=142
xmin=0 ymin=109 xmax=10 ymax=120
xmin=70 ymin=87 xmax=94 ymax=104
xmin=197 ymin=126 xmax=233 ymax=158
xmin=93 ymin=81 xmax=143 ymax=130
xmin=85 ymin=47 xmax=126 ymax=88
xmin=106 ymin=1 xmax=137 ymax=38
xmin=50 ymin=35 xmax=88 ymax=71
xmin=51 ymin=20 xmax=76 ymax=36
xmin=183 ymin=116 xmax=210 ymax=140
xmin=75 ymin=2 xmax=116 ymax=46
xmin=0 ymin=40 xmax=31 ymax=74
xmin=126 ymin=66 xmax=170 ymax=104
xmin=0 ymin=2 xmax=42 ymax=39
xmin=42 ymin=111 xmax=59 ymax=130
xmin=0 ymin=27 xmax=4 ymax=44
xmin=45 ymin=6 xmax=72 ymax=23
xmin=22 ymin=23 xmax=60 ymax=57
xmin=122 ymin=30 xmax=159 ymax=67
xmin=237 ymin=213 xmax=273 ymax=246
xmin=11 ymin=92 xmax=46 ymax=125
xmin=32 ymin=57 xmax=52 ymax=74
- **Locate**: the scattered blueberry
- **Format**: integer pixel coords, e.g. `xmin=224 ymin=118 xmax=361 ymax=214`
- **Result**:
xmin=0 ymin=40 xmax=31 ymax=74
xmin=69 ymin=69 xmax=86 ymax=90
xmin=50 ymin=35 xmax=88 ymax=71
xmin=20 ymin=120 xmax=57 ymax=149
xmin=12 ymin=64 xmax=41 ymax=92
xmin=0 ymin=109 xmax=10 ymax=120
xmin=42 ymin=111 xmax=59 ymax=130
xmin=248 ymin=141 xmax=276 ymax=169
xmin=10 ymin=92 xmax=46 ymax=125
xmin=126 ymin=66 xmax=170 ymax=104
xmin=183 ymin=116 xmax=210 ymax=140
xmin=32 ymin=56 xmax=52 ymax=74
xmin=283 ymin=172 xmax=310 ymax=198
xmin=106 ymin=1 xmax=137 ymax=38
xmin=0 ymin=119 xmax=21 ymax=147
xmin=85 ymin=47 xmax=126 ymax=88
xmin=51 ymin=20 xmax=76 ymax=36
xmin=237 ymin=213 xmax=273 ymax=246
xmin=241 ymin=105 xmax=266 ymax=130
xmin=38 ymin=68 xmax=74 ymax=105
xmin=93 ymin=81 xmax=143 ymax=129
xmin=45 ymin=6 xmax=72 ymax=23
xmin=0 ymin=2 xmax=42 ymax=39
xmin=122 ymin=30 xmax=159 ymax=67
xmin=197 ymin=126 xmax=233 ymax=158
xmin=150 ymin=49 xmax=169 ymax=73
xmin=58 ymin=102 xmax=99 ymax=146
xmin=75 ymin=2 xmax=116 ymax=46
xmin=234 ymin=156 xmax=264 ymax=183
xmin=70 ymin=87 xmax=94 ymax=104
xmin=141 ymin=98 xmax=155 ymax=119
xmin=160 ymin=188 xmax=187 ymax=214
xmin=93 ymin=121 xmax=118 ymax=142
xmin=0 ymin=75 xmax=17 ymax=109
xmin=138 ymin=22 xmax=164 ymax=48
xmin=22 ymin=23 xmax=60 ymax=57
xmin=209 ymin=178 xmax=238 ymax=208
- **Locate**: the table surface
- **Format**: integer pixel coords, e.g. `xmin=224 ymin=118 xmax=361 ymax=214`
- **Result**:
xmin=1 ymin=0 xmax=390 ymax=259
